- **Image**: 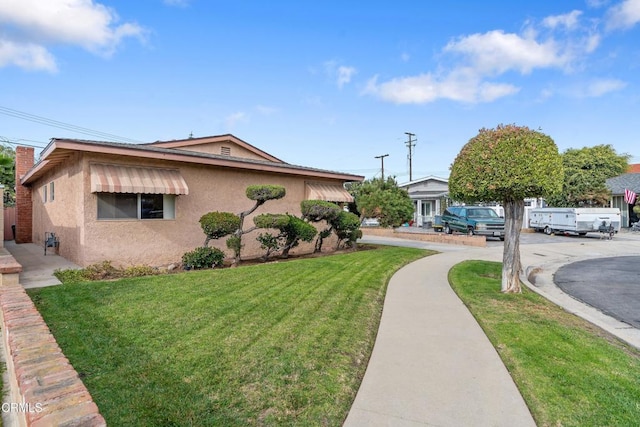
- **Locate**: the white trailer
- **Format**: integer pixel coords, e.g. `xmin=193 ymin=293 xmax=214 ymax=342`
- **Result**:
xmin=529 ymin=208 xmax=621 ymax=237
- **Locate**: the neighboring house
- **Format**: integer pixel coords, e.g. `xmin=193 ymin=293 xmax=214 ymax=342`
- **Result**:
xmin=606 ymin=164 xmax=640 ymax=227
xmin=15 ymin=134 xmax=363 ymax=267
xmin=400 ymin=173 xmax=545 ymax=230
xmin=399 ymin=176 xmax=449 ymax=227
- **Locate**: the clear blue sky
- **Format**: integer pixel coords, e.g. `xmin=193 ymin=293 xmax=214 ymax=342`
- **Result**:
xmin=1 ymin=0 xmax=639 ymax=181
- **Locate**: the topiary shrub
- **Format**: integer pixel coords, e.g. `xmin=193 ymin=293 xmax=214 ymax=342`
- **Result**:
xmin=199 ymin=211 xmax=241 ymax=246
xmin=300 ymin=200 xmax=341 ymax=222
xmin=256 ymin=232 xmax=282 ymax=260
xmin=253 ymin=213 xmax=290 ymax=229
xmin=225 ymin=235 xmax=243 ymax=262
xmin=301 ymin=200 xmax=342 ymax=252
xmin=246 ymin=185 xmax=286 ymax=202
xmin=280 ymin=215 xmax=317 ymax=257
xmin=182 ymin=247 xmax=226 ymax=270
xmin=331 ymin=211 xmax=361 ymax=249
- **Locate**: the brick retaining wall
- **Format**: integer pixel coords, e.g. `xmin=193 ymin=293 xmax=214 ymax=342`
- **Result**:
xmin=0 ymin=253 xmax=105 ymax=426
xmin=361 ymin=227 xmax=488 ymax=247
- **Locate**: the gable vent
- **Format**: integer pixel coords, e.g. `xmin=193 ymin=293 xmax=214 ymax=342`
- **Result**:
xmin=221 ymin=146 xmax=231 ymax=156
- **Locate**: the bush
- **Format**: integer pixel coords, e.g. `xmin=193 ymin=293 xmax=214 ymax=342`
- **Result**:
xmin=256 ymin=232 xmax=282 ymax=260
xmin=54 ymin=261 xmax=159 ymax=283
xmin=253 ymin=213 xmax=290 ymax=229
xmin=300 ymin=200 xmax=342 ymax=222
xmin=245 ymin=185 xmax=286 ymax=202
xmin=83 ymin=261 xmax=120 ymax=280
xmin=200 ymin=212 xmax=241 ymax=241
xmin=122 ymin=265 xmax=156 ymax=277
xmin=182 ymin=247 xmax=226 ymax=270
xmin=225 ymin=235 xmax=243 ymax=261
xmin=331 ymin=211 xmax=361 ymax=249
xmin=53 ymin=268 xmax=89 ymax=284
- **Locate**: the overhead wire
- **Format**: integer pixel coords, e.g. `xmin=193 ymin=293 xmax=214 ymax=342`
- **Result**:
xmin=0 ymin=105 xmax=143 ymax=143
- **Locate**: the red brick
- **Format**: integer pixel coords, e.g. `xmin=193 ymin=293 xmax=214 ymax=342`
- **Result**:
xmin=29 ymin=400 xmax=106 ymax=426
xmin=15 ymin=146 xmax=34 ymax=243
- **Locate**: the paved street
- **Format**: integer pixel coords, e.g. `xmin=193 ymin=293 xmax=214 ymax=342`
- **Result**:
xmin=555 ymin=255 xmax=640 ymax=329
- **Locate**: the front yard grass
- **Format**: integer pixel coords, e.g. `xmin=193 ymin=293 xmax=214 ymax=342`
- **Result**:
xmin=28 ymin=246 xmax=429 ymax=426
xmin=449 ymin=260 xmax=640 ymax=427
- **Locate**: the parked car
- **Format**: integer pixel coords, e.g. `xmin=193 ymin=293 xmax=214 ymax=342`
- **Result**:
xmin=441 ymin=206 xmax=505 ymax=240
xmin=361 ymin=218 xmax=380 ymax=227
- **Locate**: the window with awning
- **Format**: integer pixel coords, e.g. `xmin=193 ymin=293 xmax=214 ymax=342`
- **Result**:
xmin=90 ymin=163 xmax=189 ymax=195
xmin=305 ymin=183 xmax=353 ymax=203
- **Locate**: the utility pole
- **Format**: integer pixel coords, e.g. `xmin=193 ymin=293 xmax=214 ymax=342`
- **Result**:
xmin=375 ymin=154 xmax=389 ymax=181
xmin=405 ymin=132 xmax=416 ymax=181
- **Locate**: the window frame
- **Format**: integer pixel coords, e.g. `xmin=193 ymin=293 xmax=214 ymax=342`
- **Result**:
xmin=97 ymin=193 xmax=177 ymax=221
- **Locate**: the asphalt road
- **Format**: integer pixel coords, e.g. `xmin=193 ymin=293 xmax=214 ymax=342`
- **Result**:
xmin=554 ymin=256 xmax=640 ymax=329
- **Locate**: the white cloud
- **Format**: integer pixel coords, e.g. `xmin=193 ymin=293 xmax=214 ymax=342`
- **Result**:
xmin=543 ymin=10 xmax=583 ymax=30
xmin=401 ymin=52 xmax=410 ymax=62
xmin=606 ymin=0 xmax=640 ymax=30
xmin=224 ymin=112 xmax=248 ymax=129
xmin=0 ymin=40 xmax=57 ymax=72
xmin=324 ymin=60 xmax=357 ymax=88
xmin=0 ymin=0 xmax=145 ymax=71
xmin=363 ymin=68 xmax=519 ymax=104
xmin=584 ymin=78 xmax=627 ymax=96
xmin=444 ymin=30 xmax=570 ymax=75
xmin=365 ymin=13 xmax=606 ymax=106
xmin=337 ymin=66 xmax=356 ymax=88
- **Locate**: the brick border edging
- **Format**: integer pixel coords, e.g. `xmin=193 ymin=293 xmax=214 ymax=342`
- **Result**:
xmin=1 ymin=264 xmax=106 ymax=426
xmin=361 ymin=227 xmax=488 ymax=247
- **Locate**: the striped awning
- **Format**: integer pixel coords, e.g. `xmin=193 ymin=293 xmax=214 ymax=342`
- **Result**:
xmin=306 ymin=183 xmax=353 ymax=203
xmin=90 ymin=164 xmax=189 ymax=195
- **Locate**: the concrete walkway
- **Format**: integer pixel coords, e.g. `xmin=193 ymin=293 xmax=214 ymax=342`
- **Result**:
xmin=345 ymin=233 xmax=640 ymax=426
xmin=3 ymin=240 xmax=81 ymax=288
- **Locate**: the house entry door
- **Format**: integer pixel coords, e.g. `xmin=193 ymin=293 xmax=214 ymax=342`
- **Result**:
xmin=420 ymin=201 xmax=433 ymax=227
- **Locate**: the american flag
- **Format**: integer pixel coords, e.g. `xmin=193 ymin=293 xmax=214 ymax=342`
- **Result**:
xmin=625 ymin=189 xmax=637 ymax=205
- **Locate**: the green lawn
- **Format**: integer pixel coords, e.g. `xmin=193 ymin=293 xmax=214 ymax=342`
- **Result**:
xmin=449 ymin=260 xmax=640 ymax=427
xmin=28 ymin=246 xmax=429 ymax=426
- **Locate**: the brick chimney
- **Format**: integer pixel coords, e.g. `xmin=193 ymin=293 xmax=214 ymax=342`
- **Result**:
xmin=15 ymin=147 xmax=34 ymax=243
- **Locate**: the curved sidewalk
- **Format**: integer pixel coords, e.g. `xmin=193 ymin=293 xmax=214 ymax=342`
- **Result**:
xmin=344 ymin=246 xmax=535 ymax=427
xmin=345 ymin=234 xmax=640 ymax=426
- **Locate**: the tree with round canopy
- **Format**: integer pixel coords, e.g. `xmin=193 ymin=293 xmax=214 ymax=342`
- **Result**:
xmin=449 ymin=124 xmax=564 ymax=293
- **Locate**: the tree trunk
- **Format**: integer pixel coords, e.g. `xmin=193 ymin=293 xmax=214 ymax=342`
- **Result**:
xmin=501 ymin=199 xmax=524 ymax=293
xmin=233 ymin=200 xmax=264 ymax=264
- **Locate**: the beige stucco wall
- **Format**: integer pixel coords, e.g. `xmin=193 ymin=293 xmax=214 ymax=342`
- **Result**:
xmin=178 ymin=142 xmax=276 ymax=162
xmin=31 ymin=152 xmax=84 ymax=260
xmin=33 ymin=153 xmax=344 ymax=267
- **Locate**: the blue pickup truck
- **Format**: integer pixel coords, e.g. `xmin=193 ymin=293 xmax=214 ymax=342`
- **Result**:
xmin=441 ymin=206 xmax=505 ymax=240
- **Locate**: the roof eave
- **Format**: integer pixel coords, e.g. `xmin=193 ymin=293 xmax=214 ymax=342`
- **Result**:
xmin=21 ymin=139 xmax=364 ymax=186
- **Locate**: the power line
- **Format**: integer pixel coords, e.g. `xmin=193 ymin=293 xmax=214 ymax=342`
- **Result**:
xmin=374 ymin=154 xmax=389 ymax=181
xmin=405 ymin=132 xmax=416 ymax=181
xmin=0 ymin=105 xmax=143 ymax=143
xmin=0 ymin=136 xmax=47 ymax=149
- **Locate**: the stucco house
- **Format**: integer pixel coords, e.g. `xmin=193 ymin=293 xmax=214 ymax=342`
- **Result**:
xmin=15 ymin=134 xmax=363 ymax=267
xmin=398 ymin=176 xmax=449 ymax=227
